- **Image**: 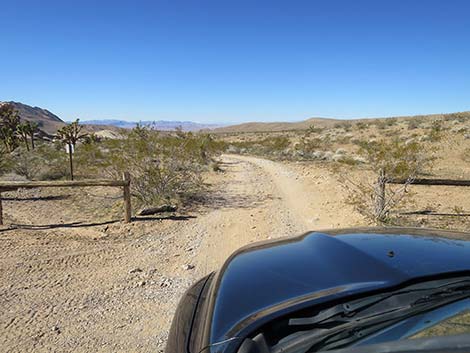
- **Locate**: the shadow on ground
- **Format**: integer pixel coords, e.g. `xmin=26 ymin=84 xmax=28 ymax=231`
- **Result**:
xmin=2 ymin=195 xmax=72 ymax=201
xmin=399 ymin=209 xmax=470 ymax=217
xmin=4 ymin=215 xmax=196 ymax=231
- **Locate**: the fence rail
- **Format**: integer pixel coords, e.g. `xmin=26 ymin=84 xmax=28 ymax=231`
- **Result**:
xmin=0 ymin=172 xmax=132 ymax=225
xmin=387 ymin=178 xmax=470 ymax=187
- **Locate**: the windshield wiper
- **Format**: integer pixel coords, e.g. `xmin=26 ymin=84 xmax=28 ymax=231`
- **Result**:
xmin=270 ymin=278 xmax=470 ymax=353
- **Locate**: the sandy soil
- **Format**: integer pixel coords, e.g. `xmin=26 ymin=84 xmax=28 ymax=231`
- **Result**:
xmin=0 ymin=154 xmax=365 ymax=352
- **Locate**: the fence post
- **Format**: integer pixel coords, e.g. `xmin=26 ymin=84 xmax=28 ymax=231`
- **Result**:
xmin=375 ymin=168 xmax=386 ymax=221
xmin=0 ymin=191 xmax=3 ymax=225
xmin=123 ymin=172 xmax=132 ymax=223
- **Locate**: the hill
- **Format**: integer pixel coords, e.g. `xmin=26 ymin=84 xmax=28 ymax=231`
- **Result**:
xmin=0 ymin=102 xmax=221 ymax=134
xmin=211 ymin=112 xmax=470 ymax=133
xmin=211 ymin=117 xmax=338 ymax=133
xmin=0 ymin=101 xmax=66 ymax=134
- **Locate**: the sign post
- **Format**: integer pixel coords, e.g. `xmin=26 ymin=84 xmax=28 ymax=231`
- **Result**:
xmin=65 ymin=143 xmax=75 ymax=180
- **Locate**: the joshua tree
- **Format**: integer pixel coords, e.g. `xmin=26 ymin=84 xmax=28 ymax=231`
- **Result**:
xmin=16 ymin=122 xmax=31 ymax=151
xmin=28 ymin=121 xmax=39 ymax=149
xmin=0 ymin=104 xmax=20 ymax=152
xmin=56 ymin=119 xmax=87 ymax=180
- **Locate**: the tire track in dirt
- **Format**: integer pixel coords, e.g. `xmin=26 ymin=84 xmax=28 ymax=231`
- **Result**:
xmin=193 ymin=154 xmax=365 ymax=275
xmin=0 ymin=154 xmax=364 ymax=352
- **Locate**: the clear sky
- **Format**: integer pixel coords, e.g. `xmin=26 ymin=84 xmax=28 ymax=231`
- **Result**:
xmin=1 ymin=0 xmax=470 ymax=123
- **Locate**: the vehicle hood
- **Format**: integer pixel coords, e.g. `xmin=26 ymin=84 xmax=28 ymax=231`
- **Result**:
xmin=204 ymin=227 xmax=470 ymax=351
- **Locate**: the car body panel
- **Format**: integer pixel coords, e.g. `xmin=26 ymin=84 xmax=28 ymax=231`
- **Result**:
xmin=166 ymin=227 xmax=470 ymax=353
xmin=166 ymin=276 xmax=210 ymax=353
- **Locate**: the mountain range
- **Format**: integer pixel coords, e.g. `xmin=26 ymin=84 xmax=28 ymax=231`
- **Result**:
xmin=0 ymin=102 xmax=224 ymax=133
xmin=79 ymin=119 xmax=224 ymax=131
xmin=3 ymin=101 xmax=470 ymax=135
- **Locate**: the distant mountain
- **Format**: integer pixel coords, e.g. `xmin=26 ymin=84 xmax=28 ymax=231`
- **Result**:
xmin=212 ymin=112 xmax=470 ymax=133
xmin=211 ymin=117 xmax=339 ymax=133
xmin=0 ymin=101 xmax=65 ymax=133
xmin=80 ymin=119 xmax=224 ymax=132
xmin=0 ymin=102 xmax=225 ymax=134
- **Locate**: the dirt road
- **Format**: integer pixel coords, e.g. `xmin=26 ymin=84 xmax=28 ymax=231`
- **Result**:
xmin=0 ymin=155 xmax=364 ymax=352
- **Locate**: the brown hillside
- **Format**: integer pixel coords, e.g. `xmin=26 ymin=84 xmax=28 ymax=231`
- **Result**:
xmin=212 ymin=111 xmax=470 ymax=133
xmin=1 ymin=101 xmax=65 ymax=134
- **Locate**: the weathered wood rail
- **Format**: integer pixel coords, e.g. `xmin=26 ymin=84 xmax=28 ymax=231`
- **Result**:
xmin=387 ymin=178 xmax=470 ymax=187
xmin=0 ymin=172 xmax=132 ymax=225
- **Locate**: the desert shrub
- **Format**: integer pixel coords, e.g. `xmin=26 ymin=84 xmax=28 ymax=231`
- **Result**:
xmin=343 ymin=138 xmax=434 ymax=223
xmin=228 ymin=136 xmax=291 ymax=158
xmin=102 ymin=127 xmax=221 ymax=207
xmin=407 ymin=120 xmax=421 ymax=130
xmin=11 ymin=148 xmax=41 ymax=180
xmin=374 ymin=118 xmax=397 ymax=130
xmin=268 ymin=136 xmax=290 ymax=151
xmin=0 ymin=147 xmax=12 ymax=176
xmin=333 ymin=122 xmax=352 ymax=131
xmin=359 ymin=138 xmax=431 ymax=179
xmin=335 ymin=134 xmax=353 ymax=144
xmin=429 ymin=120 xmax=443 ymax=142
xmin=342 ymin=122 xmax=353 ymax=131
xmin=355 ymin=122 xmax=368 ymax=130
xmin=450 ymin=113 xmax=470 ymax=123
xmin=296 ymin=137 xmax=325 ymax=154
xmin=374 ymin=120 xmax=388 ymax=130
xmin=74 ymin=140 xmax=107 ymax=177
xmin=386 ymin=118 xmax=398 ymax=126
xmin=36 ymin=143 xmax=70 ymax=180
xmin=306 ymin=124 xmax=324 ymax=134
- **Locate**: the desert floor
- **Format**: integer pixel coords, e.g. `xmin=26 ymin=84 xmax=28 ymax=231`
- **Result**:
xmin=2 ymin=153 xmax=469 ymax=352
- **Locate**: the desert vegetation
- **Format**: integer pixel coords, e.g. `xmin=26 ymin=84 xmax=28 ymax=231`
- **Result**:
xmin=0 ymin=104 xmax=225 ymax=210
xmin=2 ymin=101 xmax=470 ymax=229
xmin=2 ymin=103 xmax=470 ymax=353
xmin=217 ymin=112 xmax=470 ymax=230
xmin=343 ymin=138 xmax=434 ymax=223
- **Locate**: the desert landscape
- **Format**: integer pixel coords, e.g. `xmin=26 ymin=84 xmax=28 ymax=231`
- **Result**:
xmin=3 ymin=2 xmax=470 ymax=351
xmin=0 ymin=101 xmax=470 ymax=352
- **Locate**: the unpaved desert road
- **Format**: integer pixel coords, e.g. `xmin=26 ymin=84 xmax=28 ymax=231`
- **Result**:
xmin=0 ymin=154 xmax=363 ymax=352
xmin=193 ymin=154 xmax=363 ymax=274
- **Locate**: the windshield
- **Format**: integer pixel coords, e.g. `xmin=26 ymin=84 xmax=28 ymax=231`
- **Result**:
xmin=410 ymin=306 xmax=470 ymax=339
xmin=237 ymin=276 xmax=470 ymax=353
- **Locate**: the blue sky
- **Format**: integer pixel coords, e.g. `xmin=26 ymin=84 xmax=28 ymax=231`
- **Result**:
xmin=1 ymin=0 xmax=470 ymax=123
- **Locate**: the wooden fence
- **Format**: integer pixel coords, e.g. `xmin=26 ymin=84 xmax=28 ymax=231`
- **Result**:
xmin=387 ymin=178 xmax=470 ymax=187
xmin=383 ymin=177 xmax=470 ymax=215
xmin=0 ymin=172 xmax=131 ymax=225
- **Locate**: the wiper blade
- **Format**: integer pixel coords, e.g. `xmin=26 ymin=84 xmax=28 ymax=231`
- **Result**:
xmin=315 ymin=292 xmax=470 ymax=352
xmin=289 ymin=278 xmax=470 ymax=327
xmin=289 ymin=294 xmax=391 ymax=327
xmin=272 ymin=278 xmax=470 ymax=353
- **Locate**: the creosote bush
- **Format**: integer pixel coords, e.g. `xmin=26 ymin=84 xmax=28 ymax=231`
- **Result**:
xmin=0 ymin=147 xmax=11 ymax=176
xmin=11 ymin=147 xmax=41 ymax=180
xmin=358 ymin=138 xmax=431 ymax=179
xmin=343 ymin=138 xmax=434 ymax=224
xmin=36 ymin=143 xmax=70 ymax=180
xmin=101 ymin=126 xmax=223 ymax=208
xmin=228 ymin=136 xmax=291 ymax=157
xmin=429 ymin=120 xmax=443 ymax=142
